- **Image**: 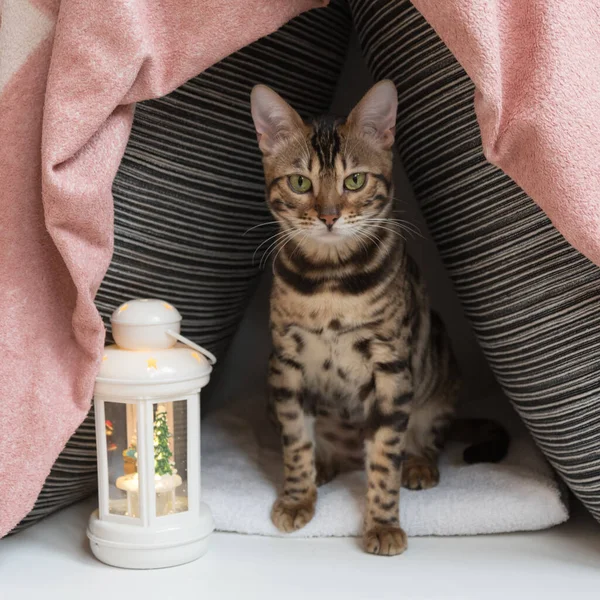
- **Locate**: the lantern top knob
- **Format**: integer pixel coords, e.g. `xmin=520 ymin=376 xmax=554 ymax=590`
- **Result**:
xmin=111 ymin=299 xmax=182 ymax=351
xmin=112 ymin=298 xmax=182 ymax=327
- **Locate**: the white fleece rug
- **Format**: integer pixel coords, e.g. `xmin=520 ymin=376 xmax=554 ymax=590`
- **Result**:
xmin=200 ymin=276 xmax=569 ymax=538
xmin=201 ymin=391 xmax=568 ymax=538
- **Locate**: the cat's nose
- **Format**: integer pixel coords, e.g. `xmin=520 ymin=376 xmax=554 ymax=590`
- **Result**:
xmin=319 ymin=215 xmax=339 ymax=231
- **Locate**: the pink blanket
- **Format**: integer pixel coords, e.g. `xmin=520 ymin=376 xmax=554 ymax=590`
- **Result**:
xmin=0 ymin=0 xmax=325 ymax=537
xmin=412 ymin=0 xmax=600 ymax=262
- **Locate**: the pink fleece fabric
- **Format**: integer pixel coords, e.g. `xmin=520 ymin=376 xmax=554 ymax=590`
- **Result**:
xmin=0 ymin=0 xmax=326 ymax=537
xmin=411 ymin=0 xmax=600 ymax=262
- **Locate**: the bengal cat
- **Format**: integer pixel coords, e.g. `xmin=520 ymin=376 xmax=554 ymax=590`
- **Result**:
xmin=250 ymin=80 xmax=508 ymax=556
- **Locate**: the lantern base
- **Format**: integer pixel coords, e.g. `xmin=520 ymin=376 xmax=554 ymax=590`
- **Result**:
xmin=87 ymin=502 xmax=214 ymax=569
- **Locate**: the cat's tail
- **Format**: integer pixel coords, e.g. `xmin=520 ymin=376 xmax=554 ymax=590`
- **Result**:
xmin=448 ymin=418 xmax=510 ymax=464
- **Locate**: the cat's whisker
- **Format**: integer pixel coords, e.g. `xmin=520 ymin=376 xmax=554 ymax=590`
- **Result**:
xmin=366 ymin=223 xmax=408 ymax=244
xmin=259 ymin=229 xmax=297 ymax=269
xmin=383 ymin=217 xmax=422 ymax=234
xmin=271 ymin=229 xmax=304 ymax=274
xmin=360 ymin=218 xmax=423 ymax=239
xmin=368 ymin=222 xmax=408 ymax=239
xmin=349 ymin=230 xmax=372 ymax=258
xmin=292 ymin=231 xmax=312 ymax=265
xmin=364 ymin=222 xmax=421 ymax=239
xmin=254 ymin=228 xmax=290 ymax=251
xmin=389 ymin=204 xmax=427 ymax=233
xmin=361 ymin=216 xmax=418 ymax=228
xmin=244 ymin=221 xmax=280 ymax=236
xmin=363 ymin=217 xmax=417 ymax=226
xmin=354 ymin=226 xmax=385 ymax=256
xmin=261 ymin=228 xmax=301 ymax=269
xmin=261 ymin=235 xmax=295 ymax=270
xmin=253 ymin=229 xmax=294 ymax=265
xmin=355 ymin=226 xmax=384 ymax=253
xmin=290 ymin=230 xmax=311 ymax=262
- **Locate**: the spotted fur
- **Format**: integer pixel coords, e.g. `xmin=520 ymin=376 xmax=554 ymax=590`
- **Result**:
xmin=250 ymin=81 xmax=505 ymax=556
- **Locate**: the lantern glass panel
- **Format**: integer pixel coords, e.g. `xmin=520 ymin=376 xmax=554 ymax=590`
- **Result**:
xmin=105 ymin=402 xmax=140 ymax=518
xmin=153 ymin=401 xmax=188 ymax=517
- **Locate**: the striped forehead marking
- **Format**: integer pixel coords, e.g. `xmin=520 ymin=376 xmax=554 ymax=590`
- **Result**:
xmin=310 ymin=116 xmax=345 ymax=170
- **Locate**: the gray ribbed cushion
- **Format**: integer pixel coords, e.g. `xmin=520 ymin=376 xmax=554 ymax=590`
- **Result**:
xmin=350 ymin=0 xmax=600 ymax=521
xmin=9 ymin=0 xmax=351 ymax=535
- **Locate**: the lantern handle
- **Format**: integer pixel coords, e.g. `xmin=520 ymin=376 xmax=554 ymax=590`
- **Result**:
xmin=166 ymin=330 xmax=217 ymax=365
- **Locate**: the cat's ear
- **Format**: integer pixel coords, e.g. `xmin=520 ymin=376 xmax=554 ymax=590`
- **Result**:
xmin=347 ymin=80 xmax=397 ymax=150
xmin=250 ymin=85 xmax=304 ymax=155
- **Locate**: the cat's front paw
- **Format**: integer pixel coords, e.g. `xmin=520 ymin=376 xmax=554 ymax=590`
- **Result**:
xmin=271 ymin=493 xmax=316 ymax=532
xmin=363 ymin=527 xmax=408 ymax=556
xmin=402 ymin=456 xmax=439 ymax=490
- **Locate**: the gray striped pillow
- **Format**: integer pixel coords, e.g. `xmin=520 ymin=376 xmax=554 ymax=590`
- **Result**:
xmin=9 ymin=0 xmax=352 ymax=535
xmin=350 ymin=0 xmax=600 ymax=522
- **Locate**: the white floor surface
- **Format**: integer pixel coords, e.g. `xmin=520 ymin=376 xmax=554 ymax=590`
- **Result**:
xmin=2 ymin=497 xmax=600 ymax=600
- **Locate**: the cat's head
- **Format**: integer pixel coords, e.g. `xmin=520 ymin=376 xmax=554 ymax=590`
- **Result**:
xmin=250 ymin=81 xmax=397 ymax=255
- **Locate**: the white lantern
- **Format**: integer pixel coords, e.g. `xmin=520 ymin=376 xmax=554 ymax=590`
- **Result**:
xmin=87 ymin=299 xmax=216 ymax=569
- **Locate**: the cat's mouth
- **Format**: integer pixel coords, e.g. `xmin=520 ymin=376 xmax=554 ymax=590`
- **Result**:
xmin=289 ymin=215 xmax=364 ymax=246
xmin=309 ymin=223 xmax=352 ymax=244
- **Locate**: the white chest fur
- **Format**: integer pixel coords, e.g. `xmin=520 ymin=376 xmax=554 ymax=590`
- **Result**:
xmin=290 ymin=324 xmax=372 ymax=409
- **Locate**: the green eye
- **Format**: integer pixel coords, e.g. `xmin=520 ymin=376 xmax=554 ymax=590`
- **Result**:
xmin=288 ymin=174 xmax=312 ymax=194
xmin=344 ymin=172 xmax=367 ymax=191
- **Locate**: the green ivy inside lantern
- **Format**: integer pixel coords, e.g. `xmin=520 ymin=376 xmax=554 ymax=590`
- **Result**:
xmin=123 ymin=407 xmax=175 ymax=477
xmin=153 ymin=409 xmax=174 ymax=476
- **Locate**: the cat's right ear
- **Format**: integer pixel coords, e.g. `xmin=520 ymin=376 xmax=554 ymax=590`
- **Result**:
xmin=347 ymin=80 xmax=397 ymax=150
xmin=250 ymin=85 xmax=304 ymax=155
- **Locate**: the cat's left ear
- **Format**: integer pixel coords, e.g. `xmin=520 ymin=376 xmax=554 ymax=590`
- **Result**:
xmin=347 ymin=80 xmax=397 ymax=150
xmin=250 ymin=85 xmax=304 ymax=155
